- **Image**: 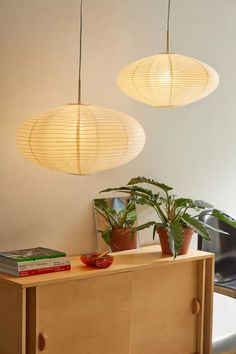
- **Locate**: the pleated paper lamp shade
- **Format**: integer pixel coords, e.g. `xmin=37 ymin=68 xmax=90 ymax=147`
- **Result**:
xmin=16 ymin=104 xmax=145 ymax=175
xmin=117 ymin=53 xmax=219 ymax=108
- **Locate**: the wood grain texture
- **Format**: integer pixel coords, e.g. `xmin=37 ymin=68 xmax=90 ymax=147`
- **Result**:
xmin=196 ymin=259 xmax=206 ymax=354
xmin=0 ymin=281 xmax=26 ymax=354
xmin=130 ymin=261 xmax=198 ymax=354
xmin=0 ymin=245 xmax=213 ymax=289
xmin=37 ymin=272 xmax=132 ymax=354
xmin=203 ymin=257 xmax=214 ymax=354
xmin=0 ymin=247 xmax=214 ymax=354
xmin=26 ymin=287 xmax=38 ymax=354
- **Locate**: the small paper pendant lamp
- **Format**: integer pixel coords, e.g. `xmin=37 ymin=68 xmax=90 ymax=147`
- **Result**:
xmin=16 ymin=104 xmax=145 ymax=175
xmin=117 ymin=53 xmax=219 ymax=108
xmin=117 ymin=0 xmax=219 ymax=108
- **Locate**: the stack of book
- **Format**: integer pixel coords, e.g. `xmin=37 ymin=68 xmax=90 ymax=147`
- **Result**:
xmin=0 ymin=247 xmax=71 ymax=277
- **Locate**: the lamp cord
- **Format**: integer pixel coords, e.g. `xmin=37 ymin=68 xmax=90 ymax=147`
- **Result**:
xmin=166 ymin=0 xmax=171 ymax=53
xmin=78 ymin=0 xmax=83 ymax=104
xmin=78 ymin=0 xmax=171 ymax=98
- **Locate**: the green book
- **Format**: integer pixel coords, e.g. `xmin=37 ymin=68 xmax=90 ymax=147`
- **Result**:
xmin=0 ymin=247 xmax=66 ymax=263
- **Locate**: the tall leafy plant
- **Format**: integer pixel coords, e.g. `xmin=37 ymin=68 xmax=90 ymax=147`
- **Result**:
xmin=101 ymin=176 xmax=236 ymax=257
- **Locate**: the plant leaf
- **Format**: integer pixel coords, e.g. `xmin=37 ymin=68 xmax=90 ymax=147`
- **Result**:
xmin=181 ymin=213 xmax=210 ymax=240
xmin=101 ymin=229 xmax=111 ymax=245
xmin=127 ymin=176 xmax=173 ymax=192
xmin=135 ymin=197 xmax=159 ymax=209
xmin=131 ymin=227 xmax=136 ymax=240
xmin=125 ymin=209 xmax=137 ymax=226
xmin=135 ymin=221 xmax=157 ymax=232
xmin=100 ymin=185 xmax=156 ymax=200
xmin=174 ymin=198 xmax=192 ymax=208
xmin=193 ymin=200 xmax=213 ymax=209
xmin=167 ymin=221 xmax=184 ymax=258
xmin=203 ymin=223 xmax=228 ymax=235
xmin=94 ymin=198 xmax=109 ymax=210
xmin=212 ymin=209 xmax=236 ymax=228
xmin=153 ymin=224 xmax=157 ymax=240
xmin=100 ymin=186 xmax=133 ymax=194
xmin=94 ymin=198 xmax=120 ymax=228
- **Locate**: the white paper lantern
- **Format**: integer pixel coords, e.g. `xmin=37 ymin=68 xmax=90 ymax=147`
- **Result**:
xmin=16 ymin=104 xmax=145 ymax=175
xmin=117 ymin=53 xmax=219 ymax=108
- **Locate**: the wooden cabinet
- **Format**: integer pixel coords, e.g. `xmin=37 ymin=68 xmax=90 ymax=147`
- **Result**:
xmin=0 ymin=246 xmax=214 ymax=354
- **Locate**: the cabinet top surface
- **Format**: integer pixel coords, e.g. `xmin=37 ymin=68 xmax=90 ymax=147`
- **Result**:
xmin=0 ymin=245 xmax=213 ymax=288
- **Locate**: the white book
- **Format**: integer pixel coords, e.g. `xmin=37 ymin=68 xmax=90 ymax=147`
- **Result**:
xmin=0 ymin=257 xmax=70 ymax=271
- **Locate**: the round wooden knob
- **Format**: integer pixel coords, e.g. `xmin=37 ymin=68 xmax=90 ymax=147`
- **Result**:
xmin=192 ymin=298 xmax=201 ymax=314
xmin=39 ymin=331 xmax=48 ymax=351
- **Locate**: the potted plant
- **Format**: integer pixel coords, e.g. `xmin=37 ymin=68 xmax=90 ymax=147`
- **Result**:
xmin=101 ymin=176 xmax=236 ymax=257
xmin=94 ymin=197 xmax=140 ymax=252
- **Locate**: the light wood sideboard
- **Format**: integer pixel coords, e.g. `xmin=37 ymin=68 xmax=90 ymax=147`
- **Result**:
xmin=0 ymin=245 xmax=214 ymax=354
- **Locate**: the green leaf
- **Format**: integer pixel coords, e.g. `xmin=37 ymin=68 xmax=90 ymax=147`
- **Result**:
xmin=94 ymin=198 xmax=109 ymax=210
xmin=181 ymin=213 xmax=210 ymax=240
xmin=100 ymin=185 xmax=156 ymax=200
xmin=94 ymin=198 xmax=120 ymax=228
xmin=203 ymin=223 xmax=228 ymax=235
xmin=100 ymin=186 xmax=133 ymax=194
xmin=95 ymin=207 xmax=118 ymax=228
xmin=100 ymin=186 xmax=165 ymax=223
xmin=94 ymin=207 xmax=111 ymax=224
xmin=131 ymin=227 xmax=136 ymax=240
xmin=128 ymin=176 xmax=173 ymax=192
xmin=135 ymin=221 xmax=157 ymax=232
xmin=125 ymin=209 xmax=137 ymax=226
xmin=153 ymin=224 xmax=157 ymax=240
xmin=122 ymin=199 xmax=136 ymax=223
xmin=94 ymin=199 xmax=115 ymax=217
xmin=174 ymin=199 xmax=213 ymax=210
xmin=134 ymin=197 xmax=150 ymax=206
xmin=174 ymin=198 xmax=192 ymax=208
xmin=212 ymin=209 xmax=236 ymax=228
xmin=101 ymin=229 xmax=111 ymax=245
xmin=167 ymin=221 xmax=184 ymax=258
xmin=193 ymin=200 xmax=213 ymax=209
xmin=135 ymin=197 xmax=159 ymax=209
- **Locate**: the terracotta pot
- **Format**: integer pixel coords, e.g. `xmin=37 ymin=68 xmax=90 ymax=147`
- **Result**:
xmin=109 ymin=227 xmax=138 ymax=252
xmin=157 ymin=227 xmax=194 ymax=255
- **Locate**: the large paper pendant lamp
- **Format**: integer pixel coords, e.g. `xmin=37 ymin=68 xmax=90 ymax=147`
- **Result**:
xmin=117 ymin=0 xmax=219 ymax=108
xmin=16 ymin=104 xmax=145 ymax=175
xmin=16 ymin=0 xmax=145 ymax=175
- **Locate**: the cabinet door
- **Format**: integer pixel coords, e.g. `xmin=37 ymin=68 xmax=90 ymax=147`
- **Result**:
xmin=36 ymin=273 xmax=132 ymax=354
xmin=0 ymin=282 xmax=26 ymax=354
xmin=130 ymin=261 xmax=200 ymax=354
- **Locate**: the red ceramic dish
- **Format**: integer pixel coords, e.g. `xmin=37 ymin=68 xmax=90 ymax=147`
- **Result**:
xmin=80 ymin=253 xmax=114 ymax=269
xmin=80 ymin=253 xmax=100 ymax=266
xmin=94 ymin=255 xmax=113 ymax=268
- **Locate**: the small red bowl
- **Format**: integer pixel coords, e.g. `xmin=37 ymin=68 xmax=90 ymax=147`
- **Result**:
xmin=80 ymin=253 xmax=113 ymax=269
xmin=94 ymin=255 xmax=114 ymax=269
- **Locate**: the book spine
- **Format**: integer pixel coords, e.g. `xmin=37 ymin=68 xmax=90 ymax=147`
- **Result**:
xmin=16 ymin=253 xmax=66 ymax=262
xmin=0 ymin=252 xmax=66 ymax=263
xmin=17 ymin=257 xmax=70 ymax=271
xmin=19 ymin=264 xmax=71 ymax=277
xmin=0 ymin=255 xmax=68 ymax=266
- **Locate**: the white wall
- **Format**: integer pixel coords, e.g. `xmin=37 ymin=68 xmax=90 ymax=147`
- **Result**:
xmin=1 ymin=0 xmax=236 ymax=340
